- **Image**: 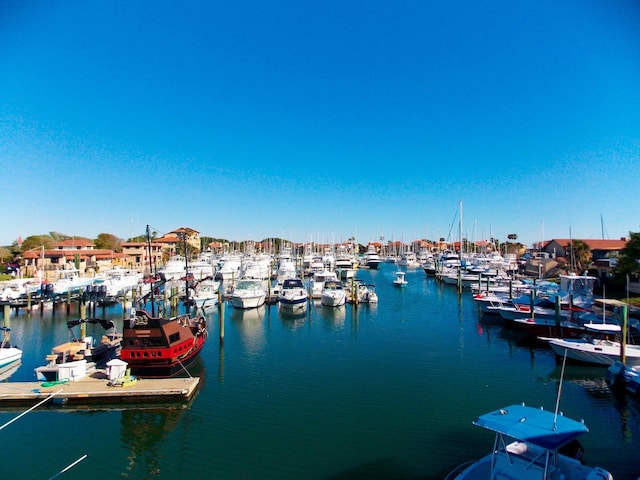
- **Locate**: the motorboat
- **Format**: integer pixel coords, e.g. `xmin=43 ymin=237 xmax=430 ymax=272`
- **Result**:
xmin=320 ymin=280 xmax=346 ymax=307
xmin=189 ymin=277 xmax=220 ymax=312
xmin=606 ymin=361 xmax=640 ymax=396
xmin=34 ymin=319 xmax=121 ymax=381
xmin=310 ymin=269 xmax=339 ymax=299
xmin=157 ymin=256 xmax=187 ymax=281
xmin=363 ymin=245 xmax=382 ymax=270
xmin=0 ymin=326 xmax=22 ymax=368
xmin=445 ymin=403 xmax=614 ymax=480
xmin=393 ymin=271 xmax=408 ymax=287
xmin=543 ymin=336 xmax=640 ymax=367
xmin=230 ymin=278 xmax=267 ymax=309
xmin=278 ymin=278 xmax=308 ymax=312
xmin=52 ymin=268 xmax=94 ymax=295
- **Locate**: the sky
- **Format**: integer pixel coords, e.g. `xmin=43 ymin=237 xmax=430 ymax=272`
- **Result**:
xmin=1 ymin=0 xmax=639 ymax=249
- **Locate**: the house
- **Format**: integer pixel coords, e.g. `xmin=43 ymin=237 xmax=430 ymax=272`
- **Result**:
xmin=22 ymin=239 xmax=122 ymax=280
xmin=121 ymin=241 xmax=163 ymax=272
xmin=157 ymin=227 xmax=201 ymax=257
xmin=526 ymin=238 xmax=628 ymax=279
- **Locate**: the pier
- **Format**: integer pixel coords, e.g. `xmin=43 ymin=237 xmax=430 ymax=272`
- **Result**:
xmin=0 ymin=372 xmax=200 ymax=408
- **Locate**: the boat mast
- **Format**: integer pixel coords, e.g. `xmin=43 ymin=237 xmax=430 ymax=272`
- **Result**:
xmin=146 ymin=225 xmax=156 ymax=316
xmin=181 ymin=232 xmax=190 ymax=315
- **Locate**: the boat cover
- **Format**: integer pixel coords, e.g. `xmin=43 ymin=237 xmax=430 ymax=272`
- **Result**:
xmin=473 ymin=404 xmax=588 ymax=451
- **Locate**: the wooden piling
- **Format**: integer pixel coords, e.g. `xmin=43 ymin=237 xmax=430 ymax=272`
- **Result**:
xmin=620 ymin=305 xmax=628 ymax=364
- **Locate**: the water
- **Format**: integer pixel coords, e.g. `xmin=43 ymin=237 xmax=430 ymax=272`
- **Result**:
xmin=1 ymin=268 xmax=639 ymax=479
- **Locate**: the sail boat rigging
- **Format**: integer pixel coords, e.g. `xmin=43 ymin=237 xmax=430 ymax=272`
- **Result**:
xmin=119 ymin=225 xmax=208 ymax=377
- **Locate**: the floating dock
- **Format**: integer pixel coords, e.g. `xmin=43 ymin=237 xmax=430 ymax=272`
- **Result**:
xmin=0 ymin=371 xmax=200 ymax=407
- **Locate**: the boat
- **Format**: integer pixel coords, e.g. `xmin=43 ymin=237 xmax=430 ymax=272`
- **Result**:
xmin=397 ymin=251 xmax=420 ymax=268
xmin=278 ymin=278 xmax=308 ymax=312
xmin=0 ymin=326 xmax=22 ymax=368
xmin=445 ymin=403 xmax=614 ymax=480
xmin=230 ymin=277 xmax=267 ymax=309
xmin=606 ymin=361 xmax=640 ymax=396
xmin=119 ymin=225 xmax=209 ymax=377
xmin=120 ymin=307 xmax=208 ymax=377
xmin=187 ymin=276 xmax=220 ymax=312
xmin=34 ymin=318 xmax=121 ymax=381
xmin=52 ymin=268 xmax=95 ymax=295
xmin=310 ymin=269 xmax=339 ymax=299
xmin=0 ymin=278 xmax=41 ymax=302
xmin=543 ymin=336 xmax=640 ymax=367
xmin=320 ymin=279 xmax=346 ymax=307
xmin=363 ymin=245 xmax=382 ymax=270
xmin=393 ymin=271 xmax=408 ymax=287
xmin=157 ymin=256 xmax=187 ymax=281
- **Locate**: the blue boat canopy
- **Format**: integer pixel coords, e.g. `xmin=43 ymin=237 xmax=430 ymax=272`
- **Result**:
xmin=473 ymin=404 xmax=589 ymax=451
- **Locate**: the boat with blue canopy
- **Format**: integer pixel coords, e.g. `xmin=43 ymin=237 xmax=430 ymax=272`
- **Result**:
xmin=446 ymin=403 xmax=613 ymax=479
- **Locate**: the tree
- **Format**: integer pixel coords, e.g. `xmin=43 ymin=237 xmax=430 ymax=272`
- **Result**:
xmin=20 ymin=235 xmax=55 ymax=252
xmin=565 ymin=239 xmax=592 ymax=273
xmin=614 ymin=232 xmax=640 ymax=282
xmin=94 ymin=233 xmax=123 ymax=252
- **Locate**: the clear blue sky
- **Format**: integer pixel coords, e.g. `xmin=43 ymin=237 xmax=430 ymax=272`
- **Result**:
xmin=1 ymin=0 xmax=639 ymax=248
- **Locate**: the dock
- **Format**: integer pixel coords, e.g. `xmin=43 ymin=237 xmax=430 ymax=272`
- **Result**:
xmin=0 ymin=371 xmax=200 ymax=408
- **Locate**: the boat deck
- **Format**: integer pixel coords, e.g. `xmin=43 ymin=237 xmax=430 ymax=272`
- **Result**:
xmin=0 ymin=370 xmax=200 ymax=407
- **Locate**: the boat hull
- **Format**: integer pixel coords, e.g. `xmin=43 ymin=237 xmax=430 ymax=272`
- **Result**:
xmin=126 ymin=335 xmax=206 ymax=377
xmin=547 ymin=338 xmax=640 ymax=367
xmin=0 ymin=347 xmax=22 ymax=368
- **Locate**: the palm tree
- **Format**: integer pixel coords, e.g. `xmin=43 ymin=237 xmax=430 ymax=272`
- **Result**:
xmin=565 ymin=239 xmax=592 ymax=273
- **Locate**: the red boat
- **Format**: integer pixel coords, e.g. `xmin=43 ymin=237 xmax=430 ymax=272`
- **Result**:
xmin=120 ymin=308 xmax=207 ymax=377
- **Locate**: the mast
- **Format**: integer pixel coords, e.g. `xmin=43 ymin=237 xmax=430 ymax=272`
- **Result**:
xmin=146 ymin=225 xmax=156 ymax=316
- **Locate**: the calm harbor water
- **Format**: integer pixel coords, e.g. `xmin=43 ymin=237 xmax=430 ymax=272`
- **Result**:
xmin=1 ymin=268 xmax=639 ymax=479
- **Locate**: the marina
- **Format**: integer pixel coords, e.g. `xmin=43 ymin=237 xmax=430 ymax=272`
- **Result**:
xmin=0 ymin=266 xmax=639 ymax=479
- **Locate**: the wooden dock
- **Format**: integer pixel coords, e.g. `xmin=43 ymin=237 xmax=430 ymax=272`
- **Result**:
xmin=0 ymin=371 xmax=200 ymax=407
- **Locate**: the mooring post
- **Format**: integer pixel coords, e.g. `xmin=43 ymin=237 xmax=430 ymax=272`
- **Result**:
xmin=218 ymin=290 xmax=225 ymax=345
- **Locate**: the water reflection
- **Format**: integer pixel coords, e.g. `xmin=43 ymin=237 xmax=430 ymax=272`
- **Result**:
xmin=229 ymin=305 xmax=266 ymax=355
xmin=120 ymin=406 xmax=188 ymax=478
xmin=322 ymin=305 xmax=346 ymax=330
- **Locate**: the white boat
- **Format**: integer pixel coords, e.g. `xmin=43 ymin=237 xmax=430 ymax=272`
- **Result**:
xmin=0 ymin=278 xmax=41 ymax=301
xmin=190 ymin=278 xmax=220 ymax=312
xmin=397 ymin=251 xmax=420 ymax=268
xmin=278 ymin=278 xmax=308 ymax=312
xmin=393 ymin=271 xmax=408 ymax=287
xmin=96 ymin=267 xmax=142 ymax=301
xmin=363 ymin=245 xmax=382 ymax=270
xmin=544 ymin=336 xmax=640 ymax=367
xmin=215 ymin=254 xmax=242 ymax=282
xmin=157 ymin=256 xmax=187 ymax=281
xmin=230 ymin=278 xmax=266 ymax=309
xmin=335 ymin=245 xmax=357 ymax=280
xmin=52 ymin=268 xmax=94 ymax=295
xmin=310 ymin=269 xmax=339 ymax=299
xmin=445 ymin=403 xmax=614 ymax=480
xmin=0 ymin=327 xmax=22 ymax=368
xmin=320 ymin=280 xmax=346 ymax=307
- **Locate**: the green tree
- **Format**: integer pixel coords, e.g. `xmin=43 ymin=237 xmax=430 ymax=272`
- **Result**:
xmin=20 ymin=234 xmax=55 ymax=252
xmin=94 ymin=233 xmax=123 ymax=252
xmin=565 ymin=239 xmax=592 ymax=273
xmin=614 ymin=232 xmax=640 ymax=282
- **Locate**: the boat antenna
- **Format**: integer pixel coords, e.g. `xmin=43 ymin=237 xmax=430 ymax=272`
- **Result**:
xmin=553 ymin=348 xmax=569 ymax=430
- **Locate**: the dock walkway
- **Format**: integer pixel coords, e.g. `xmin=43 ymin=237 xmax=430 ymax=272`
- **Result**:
xmin=0 ymin=371 xmax=200 ymax=407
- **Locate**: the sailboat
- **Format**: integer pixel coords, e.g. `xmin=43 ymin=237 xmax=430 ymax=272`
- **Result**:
xmin=119 ymin=226 xmax=208 ymax=377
